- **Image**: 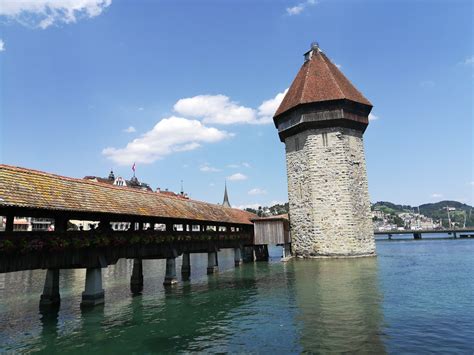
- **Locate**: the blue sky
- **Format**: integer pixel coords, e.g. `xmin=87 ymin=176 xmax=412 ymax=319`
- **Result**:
xmin=0 ymin=0 xmax=472 ymax=208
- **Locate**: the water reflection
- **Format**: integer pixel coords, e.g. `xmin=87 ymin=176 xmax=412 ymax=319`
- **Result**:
xmin=291 ymin=257 xmax=385 ymax=353
xmin=38 ymin=305 xmax=60 ymax=351
xmin=1 ymin=255 xmax=386 ymax=353
xmin=2 ymin=241 xmax=472 ymax=353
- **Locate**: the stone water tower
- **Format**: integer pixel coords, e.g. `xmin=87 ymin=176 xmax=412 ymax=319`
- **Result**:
xmin=273 ymin=43 xmax=375 ymax=258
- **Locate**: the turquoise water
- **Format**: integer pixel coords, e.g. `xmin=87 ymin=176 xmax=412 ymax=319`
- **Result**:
xmin=0 ymin=239 xmax=473 ymax=353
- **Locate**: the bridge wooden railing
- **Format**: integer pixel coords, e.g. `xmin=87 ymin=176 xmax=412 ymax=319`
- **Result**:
xmin=0 ymin=229 xmax=254 ymax=255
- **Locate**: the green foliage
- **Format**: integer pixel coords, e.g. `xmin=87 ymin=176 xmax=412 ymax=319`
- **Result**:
xmin=372 ymin=200 xmax=474 ymax=227
xmin=372 ymin=201 xmax=412 ymax=214
xmin=0 ymin=231 xmax=252 ymax=255
xmin=386 ymin=214 xmax=404 ymax=227
xmin=245 ymin=203 xmax=289 ymax=217
xmin=269 ymin=203 xmax=289 ymax=215
xmin=250 ymin=200 xmax=473 ymax=227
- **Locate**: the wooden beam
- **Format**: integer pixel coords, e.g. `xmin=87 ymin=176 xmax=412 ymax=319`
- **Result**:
xmin=5 ymin=214 xmax=14 ymax=232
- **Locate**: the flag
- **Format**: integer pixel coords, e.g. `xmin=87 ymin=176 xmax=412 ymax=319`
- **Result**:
xmin=132 ymin=162 xmax=136 ymax=172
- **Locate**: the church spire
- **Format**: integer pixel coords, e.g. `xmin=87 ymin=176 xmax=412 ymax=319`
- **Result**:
xmin=222 ymin=181 xmax=231 ymax=208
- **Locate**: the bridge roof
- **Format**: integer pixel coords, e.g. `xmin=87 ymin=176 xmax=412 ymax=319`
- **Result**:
xmin=274 ymin=47 xmax=371 ymax=118
xmin=0 ymin=165 xmax=255 ymax=225
xmin=251 ymin=214 xmax=289 ymax=222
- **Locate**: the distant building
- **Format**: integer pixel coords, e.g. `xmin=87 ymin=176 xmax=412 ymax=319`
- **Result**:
xmin=78 ymin=170 xmax=188 ymax=231
xmin=84 ymin=170 xmax=152 ymax=191
xmin=372 ymin=210 xmax=385 ymax=219
xmin=0 ymin=217 xmax=53 ymax=232
xmin=13 ymin=217 xmax=31 ymax=231
xmin=31 ymin=218 xmax=54 ymax=231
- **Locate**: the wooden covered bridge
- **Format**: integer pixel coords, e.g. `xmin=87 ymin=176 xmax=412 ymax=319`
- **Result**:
xmin=0 ymin=165 xmax=259 ymax=307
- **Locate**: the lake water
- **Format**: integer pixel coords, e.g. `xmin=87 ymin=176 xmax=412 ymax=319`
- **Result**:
xmin=0 ymin=238 xmax=473 ymax=353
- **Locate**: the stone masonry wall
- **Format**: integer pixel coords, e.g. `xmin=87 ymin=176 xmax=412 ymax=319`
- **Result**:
xmin=285 ymin=127 xmax=375 ymax=257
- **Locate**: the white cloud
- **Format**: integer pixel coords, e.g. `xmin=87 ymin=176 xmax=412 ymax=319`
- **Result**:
xmin=286 ymin=0 xmax=317 ymax=16
xmin=227 ymin=162 xmax=251 ymax=169
xmin=256 ymin=88 xmax=289 ymax=124
xmin=174 ymin=95 xmax=255 ymax=125
xmin=470 ymin=181 xmax=474 ymax=186
xmin=431 ymin=193 xmax=443 ymax=198
xmin=248 ymin=188 xmax=267 ymax=195
xmin=138 ymin=107 xmax=144 ymax=111
xmin=0 ymin=39 xmax=5 ymax=52
xmin=335 ymin=63 xmax=342 ymax=69
xmin=287 ymin=5 xmax=304 ymax=15
xmin=0 ymin=0 xmax=112 ymax=29
xmin=103 ymin=90 xmax=286 ymax=166
xmin=103 ymin=116 xmax=231 ymax=165
xmin=369 ymin=113 xmax=379 ymax=121
xmin=227 ymin=173 xmax=247 ymax=181
xmin=123 ymin=126 xmax=136 ymax=133
xmin=173 ymin=89 xmax=288 ymax=125
xmin=463 ymin=56 xmax=474 ymax=66
xmin=420 ymin=80 xmax=435 ymax=88
xmin=200 ymin=164 xmax=220 ymax=173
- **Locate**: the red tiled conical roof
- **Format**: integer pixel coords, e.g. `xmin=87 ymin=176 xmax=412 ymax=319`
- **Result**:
xmin=274 ymin=48 xmax=371 ymax=117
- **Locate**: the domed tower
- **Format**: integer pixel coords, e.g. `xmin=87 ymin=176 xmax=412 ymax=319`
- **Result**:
xmin=274 ymin=43 xmax=375 ymax=258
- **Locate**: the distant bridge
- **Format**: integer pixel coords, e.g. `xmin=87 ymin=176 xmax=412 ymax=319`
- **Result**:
xmin=374 ymin=228 xmax=474 ymax=240
xmin=0 ymin=165 xmax=257 ymax=307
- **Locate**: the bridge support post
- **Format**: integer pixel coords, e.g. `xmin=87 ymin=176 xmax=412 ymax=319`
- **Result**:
xmin=254 ymin=245 xmax=269 ymax=261
xmin=234 ymin=248 xmax=242 ymax=267
xmin=130 ymin=259 xmax=144 ymax=295
xmin=242 ymin=246 xmax=255 ymax=262
xmin=207 ymin=252 xmax=218 ymax=274
xmin=282 ymin=243 xmax=292 ymax=261
xmin=163 ymin=258 xmax=178 ymax=286
xmin=81 ymin=268 xmax=104 ymax=307
xmin=414 ymin=232 xmax=422 ymax=240
xmin=5 ymin=213 xmax=14 ymax=232
xmin=40 ymin=269 xmax=60 ymax=307
xmin=181 ymin=253 xmax=191 ymax=280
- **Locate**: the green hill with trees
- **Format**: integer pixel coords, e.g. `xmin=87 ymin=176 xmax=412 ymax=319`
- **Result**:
xmin=246 ymin=200 xmax=473 ymax=227
xmin=371 ymin=200 xmax=473 ymax=227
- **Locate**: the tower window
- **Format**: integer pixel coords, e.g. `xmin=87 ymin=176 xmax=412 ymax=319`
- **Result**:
xmin=322 ymin=133 xmax=328 ymax=147
xmin=295 ymin=137 xmax=300 ymax=151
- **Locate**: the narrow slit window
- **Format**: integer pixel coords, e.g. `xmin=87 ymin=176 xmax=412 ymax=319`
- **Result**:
xmin=295 ymin=137 xmax=300 ymax=151
xmin=322 ymin=133 xmax=328 ymax=147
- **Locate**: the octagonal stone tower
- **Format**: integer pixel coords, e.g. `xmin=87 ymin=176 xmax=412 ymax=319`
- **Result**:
xmin=274 ymin=43 xmax=375 ymax=258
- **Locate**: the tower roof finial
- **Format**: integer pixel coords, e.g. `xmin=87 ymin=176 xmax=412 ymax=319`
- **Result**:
xmin=304 ymin=41 xmax=321 ymax=62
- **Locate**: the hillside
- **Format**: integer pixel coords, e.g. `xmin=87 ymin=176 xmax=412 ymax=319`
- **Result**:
xmin=373 ymin=200 xmax=473 ymax=227
xmin=246 ymin=200 xmax=473 ymax=227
